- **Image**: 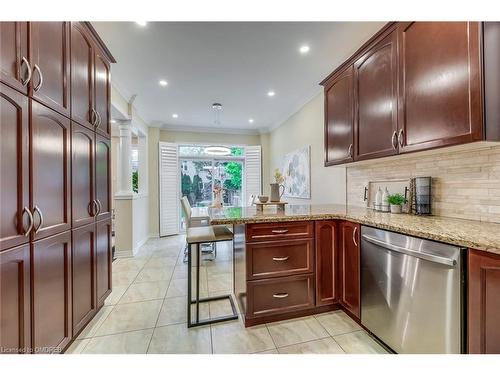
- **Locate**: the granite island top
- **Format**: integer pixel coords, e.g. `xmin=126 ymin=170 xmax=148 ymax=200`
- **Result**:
xmin=192 ymin=204 xmax=500 ymax=255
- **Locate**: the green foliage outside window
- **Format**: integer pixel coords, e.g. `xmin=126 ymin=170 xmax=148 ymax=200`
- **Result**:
xmin=132 ymin=170 xmax=139 ymax=193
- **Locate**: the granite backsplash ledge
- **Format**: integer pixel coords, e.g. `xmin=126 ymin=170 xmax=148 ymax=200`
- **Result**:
xmin=346 ymin=143 xmax=500 ymax=223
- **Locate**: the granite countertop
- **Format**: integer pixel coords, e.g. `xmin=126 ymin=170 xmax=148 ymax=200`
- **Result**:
xmin=192 ymin=204 xmax=500 ymax=254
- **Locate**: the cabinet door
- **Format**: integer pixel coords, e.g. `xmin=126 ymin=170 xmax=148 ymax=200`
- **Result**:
xmin=315 ymin=220 xmax=337 ymax=306
xmin=398 ymin=22 xmax=482 ymax=153
xmin=0 ymin=84 xmax=30 ymax=251
xmin=339 ymin=221 xmax=360 ymax=319
xmin=32 ymin=231 xmax=72 ymax=353
xmin=96 ymin=219 xmax=112 ymax=306
xmin=354 ymin=31 xmax=398 ymax=160
xmin=95 ymin=135 xmax=111 ymax=221
xmin=468 ymin=249 xmax=500 ymax=354
xmin=72 ymin=224 xmax=96 ymax=335
xmin=324 ymin=66 xmax=354 ymax=166
xmin=31 ymin=101 xmax=71 ymax=240
xmin=0 ymin=22 xmax=30 ymax=94
xmin=70 ymin=22 xmax=94 ymax=130
xmin=30 ymin=22 xmax=70 ymax=117
xmin=72 ymin=122 xmax=95 ymax=228
xmin=0 ymin=244 xmax=31 ymax=354
xmin=94 ymin=49 xmax=111 ymax=137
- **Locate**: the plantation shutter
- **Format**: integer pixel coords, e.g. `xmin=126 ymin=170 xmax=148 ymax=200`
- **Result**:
xmin=159 ymin=142 xmax=179 ymax=236
xmin=244 ymin=145 xmax=262 ymax=205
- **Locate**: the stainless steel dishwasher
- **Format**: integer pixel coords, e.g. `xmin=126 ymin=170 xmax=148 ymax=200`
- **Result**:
xmin=360 ymin=226 xmax=465 ymax=354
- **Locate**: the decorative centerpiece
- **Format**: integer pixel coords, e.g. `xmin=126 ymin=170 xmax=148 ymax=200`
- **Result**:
xmin=270 ymin=169 xmax=285 ymax=202
xmin=212 ymin=185 xmax=224 ymax=208
xmin=387 ymin=193 xmax=407 ymax=214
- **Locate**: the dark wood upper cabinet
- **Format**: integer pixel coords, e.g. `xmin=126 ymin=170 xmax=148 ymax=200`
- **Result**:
xmin=70 ymin=23 xmax=94 ymax=130
xmin=0 ymin=244 xmax=31 ymax=354
xmin=94 ymin=49 xmax=111 ymax=137
xmin=324 ymin=66 xmax=354 ymax=166
xmin=31 ymin=101 xmax=71 ymax=241
xmin=96 ymin=219 xmax=112 ymax=306
xmin=339 ymin=221 xmax=360 ymax=319
xmin=72 ymin=224 xmax=96 ymax=335
xmin=32 ymin=230 xmax=72 ymax=354
xmin=0 ymin=84 xmax=30 ymax=251
xmin=0 ymin=22 xmax=30 ymax=94
xmin=30 ymin=22 xmax=71 ymax=117
xmin=315 ymin=220 xmax=337 ymax=306
xmin=468 ymin=249 xmax=500 ymax=354
xmin=354 ymin=30 xmax=398 ymax=160
xmin=71 ymin=122 xmax=95 ymax=228
xmin=397 ymin=22 xmax=482 ymax=153
xmin=95 ymin=135 xmax=111 ymax=221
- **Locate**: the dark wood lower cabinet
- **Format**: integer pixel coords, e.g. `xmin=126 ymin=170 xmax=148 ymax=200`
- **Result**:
xmin=32 ymin=231 xmax=72 ymax=354
xmin=72 ymin=224 xmax=96 ymax=335
xmin=468 ymin=249 xmax=500 ymax=354
xmin=96 ymin=219 xmax=112 ymax=306
xmin=339 ymin=221 xmax=360 ymax=319
xmin=0 ymin=244 xmax=31 ymax=354
xmin=315 ymin=221 xmax=337 ymax=306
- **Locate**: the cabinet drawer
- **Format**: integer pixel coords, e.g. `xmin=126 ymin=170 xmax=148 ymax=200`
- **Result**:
xmin=247 ymin=239 xmax=314 ymax=280
xmin=246 ymin=221 xmax=313 ymax=242
xmin=247 ymin=274 xmax=315 ymax=318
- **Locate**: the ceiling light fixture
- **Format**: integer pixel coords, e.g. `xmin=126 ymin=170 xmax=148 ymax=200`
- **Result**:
xmin=135 ymin=21 xmax=147 ymax=27
xmin=172 ymin=113 xmax=178 ymax=118
xmin=248 ymin=118 xmax=254 ymax=123
xmin=299 ymin=45 xmax=310 ymax=54
xmin=159 ymin=80 xmax=168 ymax=86
xmin=204 ymin=146 xmax=231 ymax=156
xmin=267 ymin=91 xmax=275 ymax=97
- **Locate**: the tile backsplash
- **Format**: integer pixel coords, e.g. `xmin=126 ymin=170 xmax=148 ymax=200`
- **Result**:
xmin=346 ymin=143 xmax=500 ymax=223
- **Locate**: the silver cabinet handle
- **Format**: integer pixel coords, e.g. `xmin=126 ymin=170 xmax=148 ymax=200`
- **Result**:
xmin=271 ymin=229 xmax=288 ymax=234
xmin=88 ymin=200 xmax=98 ymax=217
xmin=22 ymin=206 xmax=34 ymax=236
xmin=273 ymin=293 xmax=289 ymax=299
xmin=95 ymin=199 xmax=102 ymax=216
xmin=391 ymin=131 xmax=397 ymax=150
xmin=20 ymin=57 xmax=32 ymax=86
xmin=398 ymin=129 xmax=404 ymax=147
xmin=96 ymin=110 xmax=102 ymax=128
xmin=33 ymin=205 xmax=43 ymax=234
xmin=353 ymin=226 xmax=358 ymax=247
xmin=272 ymin=256 xmax=289 ymax=262
xmin=90 ymin=108 xmax=96 ymax=126
xmin=33 ymin=64 xmax=43 ymax=92
xmin=348 ymin=143 xmax=353 ymax=158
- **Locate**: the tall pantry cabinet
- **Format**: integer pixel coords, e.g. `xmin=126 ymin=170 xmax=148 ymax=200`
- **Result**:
xmin=0 ymin=21 xmax=115 ymax=354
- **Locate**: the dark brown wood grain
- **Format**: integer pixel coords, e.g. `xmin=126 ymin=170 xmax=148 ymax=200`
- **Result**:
xmin=339 ymin=221 xmax=360 ymax=319
xmin=95 ymin=219 xmax=112 ymax=306
xmin=245 ymin=221 xmax=313 ymax=242
xmin=315 ymin=220 xmax=338 ymax=306
xmin=95 ymin=135 xmax=111 ymax=221
xmin=0 ymin=22 xmax=29 ymax=95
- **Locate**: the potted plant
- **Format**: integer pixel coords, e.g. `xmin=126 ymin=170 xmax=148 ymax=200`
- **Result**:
xmin=387 ymin=193 xmax=407 ymax=214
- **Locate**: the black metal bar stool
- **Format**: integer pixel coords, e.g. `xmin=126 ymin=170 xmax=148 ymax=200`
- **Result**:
xmin=186 ymin=225 xmax=239 ymax=328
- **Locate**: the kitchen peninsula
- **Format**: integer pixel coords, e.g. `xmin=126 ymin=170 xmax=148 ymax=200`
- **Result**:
xmin=192 ymin=204 xmax=500 ymax=353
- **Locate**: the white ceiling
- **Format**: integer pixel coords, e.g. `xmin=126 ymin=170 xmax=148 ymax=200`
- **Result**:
xmin=92 ymin=22 xmax=385 ymax=134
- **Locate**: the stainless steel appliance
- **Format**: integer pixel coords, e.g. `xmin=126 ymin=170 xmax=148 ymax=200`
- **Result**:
xmin=360 ymin=226 xmax=465 ymax=354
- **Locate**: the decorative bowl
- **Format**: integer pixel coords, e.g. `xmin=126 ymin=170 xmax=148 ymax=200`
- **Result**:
xmin=258 ymin=196 xmax=269 ymax=203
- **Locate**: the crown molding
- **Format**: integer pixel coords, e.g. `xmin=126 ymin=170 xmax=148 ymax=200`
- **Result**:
xmin=154 ymin=122 xmax=261 ymax=136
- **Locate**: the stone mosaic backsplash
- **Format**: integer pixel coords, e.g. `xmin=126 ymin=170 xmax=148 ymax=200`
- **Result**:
xmin=346 ymin=143 xmax=500 ymax=223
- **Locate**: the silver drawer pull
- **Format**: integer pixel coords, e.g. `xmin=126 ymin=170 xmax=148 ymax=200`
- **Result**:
xmin=271 ymin=229 xmax=289 ymax=234
xmin=272 ymin=293 xmax=289 ymax=299
xmin=272 ymin=256 xmax=289 ymax=262
xmin=21 ymin=57 xmax=32 ymax=86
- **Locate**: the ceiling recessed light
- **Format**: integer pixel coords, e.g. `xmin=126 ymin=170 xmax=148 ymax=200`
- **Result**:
xmin=248 ymin=118 xmax=254 ymax=123
xmin=299 ymin=45 xmax=310 ymax=54
xmin=159 ymin=80 xmax=168 ymax=87
xmin=135 ymin=21 xmax=147 ymax=27
xmin=267 ymin=91 xmax=275 ymax=97
xmin=172 ymin=113 xmax=178 ymax=118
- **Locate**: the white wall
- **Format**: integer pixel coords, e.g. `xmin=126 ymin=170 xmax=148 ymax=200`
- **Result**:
xmin=267 ymin=92 xmax=346 ymax=205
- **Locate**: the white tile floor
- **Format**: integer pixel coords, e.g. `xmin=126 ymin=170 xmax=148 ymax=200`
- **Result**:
xmin=66 ymin=235 xmax=389 ymax=354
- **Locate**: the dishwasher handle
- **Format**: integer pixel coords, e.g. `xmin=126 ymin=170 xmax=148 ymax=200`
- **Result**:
xmin=361 ymin=234 xmax=457 ymax=267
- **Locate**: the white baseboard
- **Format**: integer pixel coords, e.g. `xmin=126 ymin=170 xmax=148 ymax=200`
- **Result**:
xmin=114 ymin=248 xmax=134 ymax=258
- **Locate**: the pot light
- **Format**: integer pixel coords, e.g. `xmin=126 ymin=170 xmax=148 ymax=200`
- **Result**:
xmin=299 ymin=45 xmax=310 ymax=54
xmin=135 ymin=21 xmax=147 ymax=27
xmin=172 ymin=113 xmax=178 ymax=118
xmin=248 ymin=118 xmax=254 ymax=123
xmin=204 ymin=146 xmax=231 ymax=156
xmin=159 ymin=80 xmax=168 ymax=86
xmin=267 ymin=91 xmax=275 ymax=97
